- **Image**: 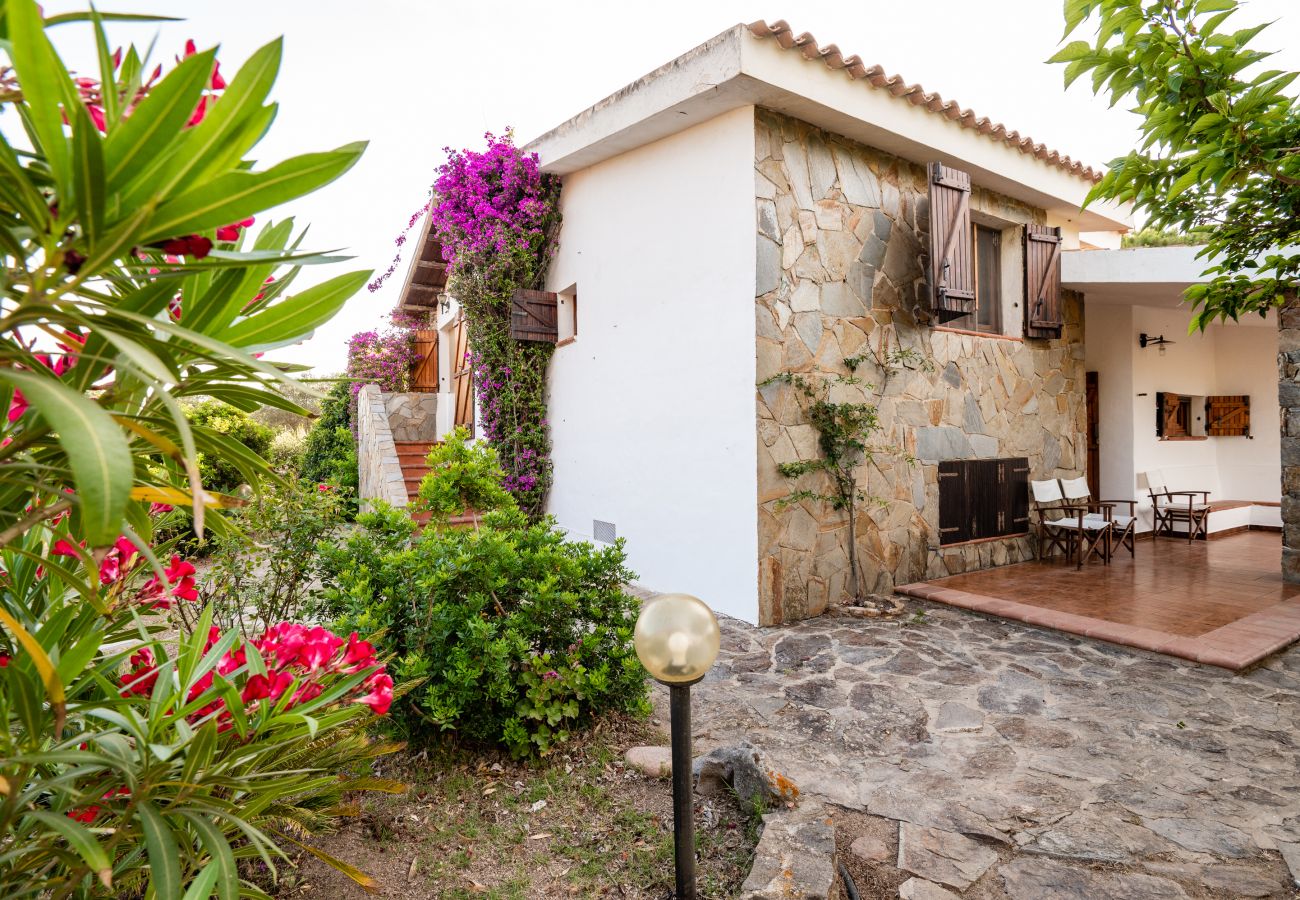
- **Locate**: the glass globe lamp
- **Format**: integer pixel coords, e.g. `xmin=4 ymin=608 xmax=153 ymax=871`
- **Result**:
xmin=634 ymin=593 xmax=721 ymax=685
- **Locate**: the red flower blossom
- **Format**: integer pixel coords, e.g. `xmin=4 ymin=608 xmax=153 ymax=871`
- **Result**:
xmin=216 ymin=217 xmax=254 ymax=242
xmin=0 ymin=654 xmax=9 ymax=668
xmin=7 ymin=388 xmax=27 ymax=423
xmin=358 ymin=672 xmax=394 ymax=716
xmin=159 ymin=235 xmax=213 ymax=259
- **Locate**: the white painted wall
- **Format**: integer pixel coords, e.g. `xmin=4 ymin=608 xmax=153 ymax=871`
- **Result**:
xmin=542 ymin=106 xmax=761 ymax=622
xmin=1083 ymin=303 xmax=1134 ymax=506
xmin=1085 ymin=301 xmax=1280 ymax=531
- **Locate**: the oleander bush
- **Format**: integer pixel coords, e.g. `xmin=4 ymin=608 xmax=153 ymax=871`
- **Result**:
xmin=318 ymin=503 xmax=650 ymax=758
xmin=0 ymin=5 xmax=401 ymax=896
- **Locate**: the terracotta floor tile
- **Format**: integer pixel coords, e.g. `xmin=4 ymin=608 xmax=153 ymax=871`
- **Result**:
xmin=914 ymin=532 xmax=1300 ymax=670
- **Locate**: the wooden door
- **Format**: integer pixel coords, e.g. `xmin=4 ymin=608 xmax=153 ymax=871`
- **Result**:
xmin=450 ymin=314 xmax=474 ymax=436
xmin=410 ymin=329 xmax=438 ymax=392
xmin=1086 ymin=371 xmax=1099 ymax=498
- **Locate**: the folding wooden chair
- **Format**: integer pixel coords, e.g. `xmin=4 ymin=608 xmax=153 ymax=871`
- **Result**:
xmin=1142 ymin=469 xmax=1211 ymax=543
xmin=1061 ymin=476 xmax=1137 ymax=559
xmin=1031 ymin=479 xmax=1112 ymax=569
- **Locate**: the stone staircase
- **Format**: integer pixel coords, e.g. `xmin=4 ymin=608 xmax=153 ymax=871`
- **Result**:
xmin=395 ymin=441 xmax=436 ymax=501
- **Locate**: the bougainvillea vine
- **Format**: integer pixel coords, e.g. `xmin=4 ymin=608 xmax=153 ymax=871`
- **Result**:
xmin=428 ymin=130 xmax=561 ymax=516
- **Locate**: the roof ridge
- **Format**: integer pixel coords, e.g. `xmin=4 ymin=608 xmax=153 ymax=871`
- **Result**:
xmin=746 ymin=19 xmax=1103 ymax=184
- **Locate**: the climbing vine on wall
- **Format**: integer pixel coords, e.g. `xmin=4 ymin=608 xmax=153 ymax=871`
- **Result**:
xmin=429 ymin=131 xmax=561 ymax=516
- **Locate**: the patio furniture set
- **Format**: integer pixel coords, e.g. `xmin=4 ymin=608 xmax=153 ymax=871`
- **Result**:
xmin=1032 ymin=470 xmax=1212 ymax=568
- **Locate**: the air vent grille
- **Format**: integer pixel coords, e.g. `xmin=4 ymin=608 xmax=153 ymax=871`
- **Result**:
xmin=593 ymin=520 xmax=616 ymax=543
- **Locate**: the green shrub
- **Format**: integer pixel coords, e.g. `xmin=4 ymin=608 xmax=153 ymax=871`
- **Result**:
xmin=184 ymin=399 xmax=276 ymax=493
xmin=269 ymin=426 xmax=309 ymax=473
xmin=416 ymin=426 xmax=516 ymax=524
xmin=318 ymin=506 xmax=650 ymax=757
xmin=301 ymin=381 xmax=359 ymax=498
xmin=183 ymin=478 xmax=350 ymax=639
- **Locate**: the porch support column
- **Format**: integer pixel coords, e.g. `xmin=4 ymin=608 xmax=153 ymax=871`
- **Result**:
xmin=1279 ymin=292 xmax=1300 ymax=582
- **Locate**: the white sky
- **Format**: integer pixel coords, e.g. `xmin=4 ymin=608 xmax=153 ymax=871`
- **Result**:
xmin=39 ymin=0 xmax=1300 ymax=374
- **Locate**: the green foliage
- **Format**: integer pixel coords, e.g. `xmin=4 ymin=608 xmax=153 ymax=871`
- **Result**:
xmin=267 ymin=425 xmax=309 ymax=473
xmin=0 ymin=6 xmax=386 ymax=896
xmin=184 ymin=399 xmax=276 ymax=494
xmin=759 ymin=340 xmax=926 ymax=601
xmin=416 ymin=426 xmax=517 ymax=524
xmin=1052 ymin=0 xmax=1299 ymax=326
xmin=300 ymin=380 xmax=358 ymax=497
xmin=1120 ymin=225 xmax=1216 ymax=248
xmin=182 ymin=478 xmax=349 ymax=639
xmin=317 ymin=506 xmax=650 ymax=758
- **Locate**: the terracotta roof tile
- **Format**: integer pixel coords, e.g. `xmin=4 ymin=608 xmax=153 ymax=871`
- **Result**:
xmin=747 ymin=20 xmax=1104 ymax=184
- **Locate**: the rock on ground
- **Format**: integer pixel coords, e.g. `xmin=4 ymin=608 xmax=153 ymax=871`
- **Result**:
xmin=897 ymin=877 xmax=961 ymax=900
xmin=738 ymin=806 xmax=836 ymax=900
xmin=623 ymin=745 xmax=672 ymax=778
xmin=896 ymin=821 xmax=999 ymax=890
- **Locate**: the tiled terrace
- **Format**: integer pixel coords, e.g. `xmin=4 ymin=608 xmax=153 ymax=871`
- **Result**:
xmin=896 ymin=531 xmax=1300 ymax=670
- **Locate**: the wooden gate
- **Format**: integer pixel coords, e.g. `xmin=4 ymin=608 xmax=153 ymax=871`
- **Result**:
xmin=450 ymin=313 xmax=474 ymax=435
xmin=410 ymin=329 xmax=438 ymax=392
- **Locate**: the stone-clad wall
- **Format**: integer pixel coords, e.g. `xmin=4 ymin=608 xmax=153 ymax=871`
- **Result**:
xmin=384 ymin=392 xmax=440 ymax=442
xmin=754 ymin=110 xmax=1086 ymax=625
xmin=357 ymin=384 xmax=410 ymax=511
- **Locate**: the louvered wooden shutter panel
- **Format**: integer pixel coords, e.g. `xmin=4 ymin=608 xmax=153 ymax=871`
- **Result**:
xmin=927 ymin=162 xmax=975 ymax=323
xmin=938 ymin=461 xmax=970 ymax=545
xmin=451 ymin=314 xmax=474 ymax=435
xmin=1024 ymin=224 xmax=1064 ymax=338
xmin=1156 ymin=391 xmax=1184 ymax=438
xmin=410 ymin=329 xmax=438 ymax=392
xmin=509 ymin=289 xmax=559 ymax=343
xmin=1206 ymin=395 xmax=1250 ymax=436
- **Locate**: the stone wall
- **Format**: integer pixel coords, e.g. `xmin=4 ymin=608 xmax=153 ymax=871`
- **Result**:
xmin=755 ymin=110 xmax=1087 ymax=625
xmin=1279 ymin=294 xmax=1300 ymax=582
xmin=356 ymin=383 xmax=409 ymax=511
xmin=383 ymin=392 xmax=440 ymax=442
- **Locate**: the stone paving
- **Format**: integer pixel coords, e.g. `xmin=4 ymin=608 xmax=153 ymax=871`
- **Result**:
xmin=668 ymin=599 xmax=1300 ymax=898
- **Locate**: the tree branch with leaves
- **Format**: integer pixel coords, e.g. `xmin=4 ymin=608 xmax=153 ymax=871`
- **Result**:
xmin=1051 ymin=0 xmax=1299 ymax=327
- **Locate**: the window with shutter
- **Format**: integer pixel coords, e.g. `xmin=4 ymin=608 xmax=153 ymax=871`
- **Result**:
xmin=1156 ymin=391 xmax=1193 ymax=438
xmin=509 ymin=289 xmax=559 ymax=343
xmin=1205 ymin=395 xmax=1250 ymax=436
xmin=927 ymin=162 xmax=975 ymax=323
xmin=937 ymin=457 xmax=1030 ymax=546
xmin=1023 ymin=224 xmax=1063 ymax=338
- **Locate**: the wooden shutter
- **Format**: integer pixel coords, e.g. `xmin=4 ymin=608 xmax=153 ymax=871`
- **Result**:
xmin=938 ymin=458 xmax=1029 ymax=546
xmin=509 ymin=289 xmax=559 ymax=343
xmin=1156 ymin=391 xmax=1188 ymax=438
xmin=1003 ymin=458 xmax=1030 ymax=536
xmin=410 ymin=329 xmax=438 ymax=392
xmin=1206 ymin=395 xmax=1250 ymax=436
xmin=1024 ymin=224 xmax=1063 ymax=338
xmin=450 ymin=313 xmax=474 ymax=435
xmin=927 ymin=162 xmax=975 ymax=323
xmin=938 ymin=461 xmax=970 ymax=545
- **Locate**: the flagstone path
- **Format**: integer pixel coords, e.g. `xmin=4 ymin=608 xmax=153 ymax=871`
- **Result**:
xmin=656 ymin=600 xmax=1300 ymax=898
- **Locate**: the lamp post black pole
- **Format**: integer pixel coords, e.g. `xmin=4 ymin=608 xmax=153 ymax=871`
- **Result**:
xmin=669 ymin=682 xmax=696 ymax=900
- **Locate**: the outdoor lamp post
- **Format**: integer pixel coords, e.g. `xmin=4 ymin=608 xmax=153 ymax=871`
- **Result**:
xmin=633 ymin=593 xmax=721 ymax=900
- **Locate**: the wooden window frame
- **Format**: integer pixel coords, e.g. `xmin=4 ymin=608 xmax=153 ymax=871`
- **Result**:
xmin=946 ymin=225 xmax=1004 ymax=336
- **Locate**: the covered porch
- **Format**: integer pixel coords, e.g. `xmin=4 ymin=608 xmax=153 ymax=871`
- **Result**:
xmin=898 ymin=531 xmax=1300 ymax=670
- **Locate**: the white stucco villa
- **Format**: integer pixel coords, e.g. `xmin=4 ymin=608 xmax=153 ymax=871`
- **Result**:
xmin=374 ymin=20 xmax=1287 ymax=626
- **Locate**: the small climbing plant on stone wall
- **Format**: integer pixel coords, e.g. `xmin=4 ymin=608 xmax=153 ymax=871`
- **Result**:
xmin=429 ymin=132 xmax=561 ymax=516
xmin=760 ymin=333 xmax=930 ymax=604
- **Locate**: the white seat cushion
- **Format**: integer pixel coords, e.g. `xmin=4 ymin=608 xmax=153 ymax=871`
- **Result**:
xmin=1049 ymin=514 xmax=1110 ymax=531
xmin=1112 ymin=515 xmax=1136 ymax=528
xmin=1155 ymin=502 xmax=1210 ymax=512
